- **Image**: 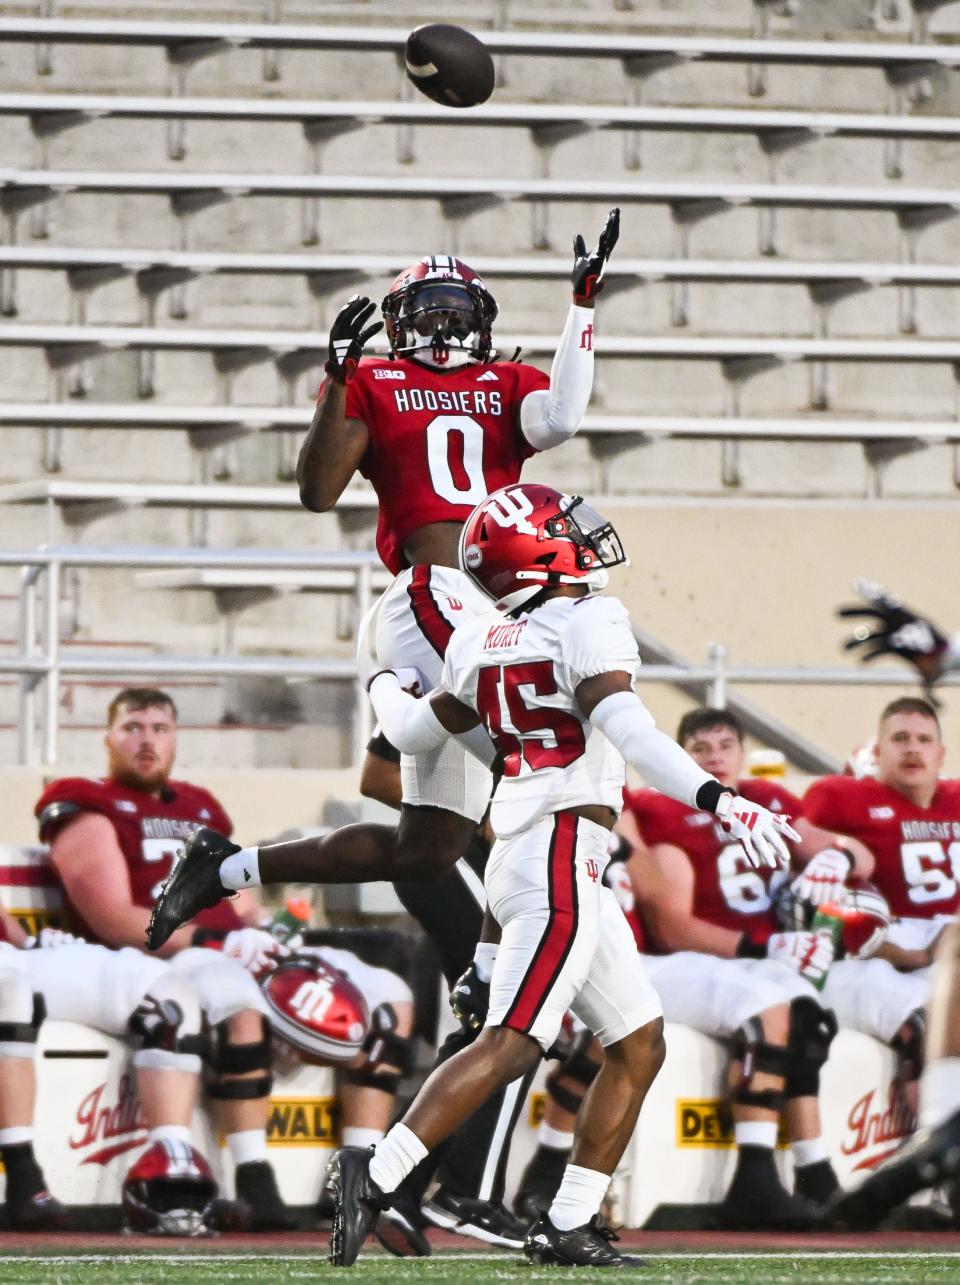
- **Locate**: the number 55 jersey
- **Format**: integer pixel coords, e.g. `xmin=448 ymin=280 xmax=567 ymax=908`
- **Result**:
xmin=441 ymin=593 xmax=642 ymax=838
xmin=802 ymin=774 xmax=960 ymax=924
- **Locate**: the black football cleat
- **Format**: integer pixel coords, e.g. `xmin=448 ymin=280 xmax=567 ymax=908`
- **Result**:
xmin=513 ymin=1144 xmax=570 ymax=1223
xmin=524 ymin=1212 xmax=643 ymax=1268
xmin=147 ymin=827 xmax=236 ymax=950
xmin=375 ymin=1192 xmax=432 ymax=1258
xmin=327 ymin=1147 xmax=386 ymax=1267
xmin=828 ymin=1108 xmax=960 ymax=1230
xmin=794 ymin=1158 xmax=841 ymax=1206
xmin=235 ymin=1160 xmax=298 ymax=1232
xmin=719 ymin=1146 xmax=819 ymax=1231
xmin=6 ymin=1189 xmax=70 ymax=1232
xmin=422 ymin=1186 xmax=528 ymax=1248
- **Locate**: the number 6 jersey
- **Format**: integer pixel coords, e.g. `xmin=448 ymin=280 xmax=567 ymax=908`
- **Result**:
xmin=440 ymin=593 xmax=642 ymax=838
xmin=802 ymin=774 xmax=960 ymax=919
xmin=342 ymin=355 xmax=550 ymax=575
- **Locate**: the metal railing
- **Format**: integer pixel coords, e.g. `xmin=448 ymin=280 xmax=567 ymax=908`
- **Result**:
xmin=1 ymin=546 xmax=379 ymax=766
xmin=0 ymin=545 xmax=953 ymax=770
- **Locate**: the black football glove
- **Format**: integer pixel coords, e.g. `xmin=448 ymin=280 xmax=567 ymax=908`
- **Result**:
xmin=838 ymin=579 xmax=949 ymax=685
xmin=324 ymin=294 xmax=383 ymax=384
xmin=572 ymin=207 xmax=620 ymax=305
xmin=449 ymin=961 xmax=489 ymax=1032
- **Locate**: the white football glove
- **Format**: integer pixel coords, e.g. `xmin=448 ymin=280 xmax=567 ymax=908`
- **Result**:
xmin=715 ymin=792 xmax=799 ymax=870
xmin=222 ymin=927 xmax=288 ymax=977
xmin=766 ymin=930 xmax=835 ymax=984
xmin=791 ymin=847 xmax=853 ymax=908
xmin=604 ymin=862 xmax=635 ymax=915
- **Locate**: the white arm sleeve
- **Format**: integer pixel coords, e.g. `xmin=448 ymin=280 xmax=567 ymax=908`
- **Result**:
xmin=589 ymin=690 xmax=714 ymax=808
xmin=369 ymin=673 xmax=450 ymax=755
xmin=519 ymin=304 xmax=595 ymax=451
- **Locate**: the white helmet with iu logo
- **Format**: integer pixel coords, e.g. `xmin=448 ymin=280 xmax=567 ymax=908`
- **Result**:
xmin=459 ymin=482 xmax=628 ymax=615
xmin=381 ymin=256 xmax=497 ymax=369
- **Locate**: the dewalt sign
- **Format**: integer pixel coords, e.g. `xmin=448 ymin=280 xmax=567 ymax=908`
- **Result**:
xmin=676 ymin=1099 xmax=788 ymax=1148
xmin=267 ymin=1097 xmax=339 ymax=1148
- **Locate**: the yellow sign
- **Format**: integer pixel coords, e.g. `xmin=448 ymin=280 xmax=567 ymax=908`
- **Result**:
xmin=676 ymin=1099 xmax=788 ymax=1148
xmin=9 ymin=909 xmax=62 ymax=937
xmin=529 ymin=1092 xmax=546 ymax=1128
xmin=266 ymin=1097 xmax=339 ymax=1148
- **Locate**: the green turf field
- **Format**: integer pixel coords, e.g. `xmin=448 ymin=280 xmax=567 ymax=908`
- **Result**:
xmin=3 ymin=1253 xmax=960 ymax=1284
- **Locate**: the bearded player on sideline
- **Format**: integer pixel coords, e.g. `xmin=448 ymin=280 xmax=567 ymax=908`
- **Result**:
xmin=326 ymin=482 xmax=796 ymax=1267
xmin=150 ymin=214 xmax=619 ymax=1248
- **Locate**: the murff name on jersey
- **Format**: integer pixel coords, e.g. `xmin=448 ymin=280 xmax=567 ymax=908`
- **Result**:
xmin=484 ymin=619 xmax=529 ymax=651
xmin=392 ymin=388 xmax=503 ymax=416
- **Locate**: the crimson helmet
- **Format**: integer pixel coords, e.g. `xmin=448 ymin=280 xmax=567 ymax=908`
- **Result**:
xmin=829 ymin=883 xmax=892 ymax=960
xmin=776 ymin=878 xmax=891 ymax=960
xmin=382 ymin=255 xmax=497 ymax=368
xmin=459 ymin=483 xmax=628 ymax=615
xmin=121 ymin=1140 xmax=217 ymax=1237
xmin=260 ymin=955 xmax=369 ymax=1065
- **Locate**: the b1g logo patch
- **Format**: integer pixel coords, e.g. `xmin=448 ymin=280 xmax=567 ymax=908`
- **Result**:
xmin=464 ymin=544 xmax=483 ymax=570
xmin=373 ymin=368 xmax=406 ymax=380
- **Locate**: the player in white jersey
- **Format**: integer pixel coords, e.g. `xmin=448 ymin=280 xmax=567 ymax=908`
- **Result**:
xmin=323 ymin=482 xmax=798 ymax=1268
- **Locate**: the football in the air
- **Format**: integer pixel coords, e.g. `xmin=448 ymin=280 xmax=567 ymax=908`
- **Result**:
xmin=404 ymin=24 xmax=496 ymax=108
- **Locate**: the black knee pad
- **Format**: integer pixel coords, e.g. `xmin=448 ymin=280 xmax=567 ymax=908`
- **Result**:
xmin=344 ymin=1003 xmax=413 ymax=1096
xmin=0 ymin=992 xmax=45 ymax=1048
xmin=891 ymin=1009 xmax=925 ymax=1083
xmin=546 ymin=1029 xmax=601 ymax=1115
xmin=129 ymin=993 xmax=206 ymax=1061
xmin=785 ymin=998 xmax=837 ymax=1100
xmin=205 ymin=1017 xmax=273 ymax=1101
xmin=732 ymin=1015 xmax=789 ymax=1112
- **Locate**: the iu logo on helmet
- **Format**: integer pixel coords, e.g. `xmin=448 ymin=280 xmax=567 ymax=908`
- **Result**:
xmin=485 ymin=488 xmax=538 ymax=536
xmin=584 ymin=859 xmax=600 ymax=883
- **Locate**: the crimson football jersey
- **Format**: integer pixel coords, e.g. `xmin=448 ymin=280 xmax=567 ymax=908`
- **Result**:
xmin=339 ymin=355 xmax=550 ymax=574
xmin=35 ymin=776 xmax=242 ymax=943
xmin=625 ymin=779 xmax=802 ymax=946
xmin=803 ymin=775 xmax=960 ymax=919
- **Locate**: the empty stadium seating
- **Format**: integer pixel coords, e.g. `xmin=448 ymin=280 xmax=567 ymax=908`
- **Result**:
xmin=2 ymin=0 xmax=959 ymax=770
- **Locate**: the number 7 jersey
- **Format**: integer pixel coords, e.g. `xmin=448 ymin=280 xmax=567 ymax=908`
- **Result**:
xmin=441 ymin=594 xmax=643 ymax=838
xmin=343 ymin=355 xmax=550 ymax=575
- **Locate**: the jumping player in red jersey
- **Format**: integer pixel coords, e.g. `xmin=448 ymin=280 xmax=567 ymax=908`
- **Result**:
xmin=36 ymin=687 xmax=294 ymax=1231
xmin=149 ymin=215 xmax=622 ymax=1248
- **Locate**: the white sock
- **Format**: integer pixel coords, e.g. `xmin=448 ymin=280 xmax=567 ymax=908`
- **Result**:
xmin=342 ymin=1126 xmax=384 ymax=1150
xmin=368 ymin=1122 xmax=428 ymax=1195
xmin=148 ymin=1124 xmax=193 ymax=1147
xmin=548 ymin=1163 xmax=610 ymax=1232
xmin=220 ymin=846 xmax=261 ymax=891
xmin=920 ymin=1057 xmax=960 ymax=1129
xmin=539 ymin=1123 xmax=574 ymax=1152
xmin=227 ymin=1128 xmax=268 ymax=1167
xmin=473 ymin=942 xmax=498 ymax=984
xmin=791 ymin=1137 xmax=827 ymax=1167
xmin=734 ymin=1120 xmax=777 ymax=1149
xmin=0 ymin=1126 xmax=33 ymax=1147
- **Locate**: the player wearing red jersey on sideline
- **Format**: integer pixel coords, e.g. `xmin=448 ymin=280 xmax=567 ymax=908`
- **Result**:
xmin=622 ymin=708 xmax=845 ymax=1222
xmin=35 ymin=688 xmax=293 ymax=1231
xmin=149 ymin=214 xmax=622 ymax=1249
xmin=803 ymin=697 xmax=960 ymax=940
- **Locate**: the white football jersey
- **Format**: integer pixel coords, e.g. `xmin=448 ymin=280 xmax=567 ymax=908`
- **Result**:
xmin=441 ymin=593 xmax=642 ymax=837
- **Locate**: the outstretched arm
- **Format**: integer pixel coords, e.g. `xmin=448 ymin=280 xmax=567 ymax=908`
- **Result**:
xmin=519 ymin=208 xmax=620 ymax=452
xmin=297 ymin=295 xmax=378 ymax=511
xmin=577 ymin=670 xmax=797 ymax=870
